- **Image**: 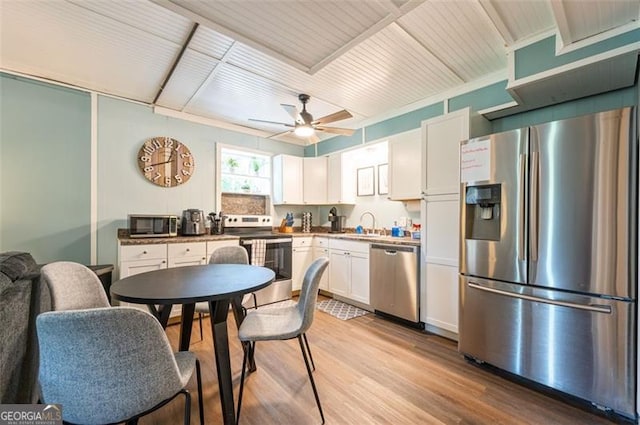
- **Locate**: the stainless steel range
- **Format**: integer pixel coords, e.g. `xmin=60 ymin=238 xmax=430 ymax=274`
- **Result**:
xmin=224 ymin=214 xmax=292 ymax=306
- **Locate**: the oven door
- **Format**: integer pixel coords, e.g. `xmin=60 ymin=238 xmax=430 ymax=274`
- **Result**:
xmin=241 ymin=238 xmax=292 ymax=306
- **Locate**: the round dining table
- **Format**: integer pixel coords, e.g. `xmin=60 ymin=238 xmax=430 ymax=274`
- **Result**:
xmin=111 ymin=263 xmax=275 ymax=425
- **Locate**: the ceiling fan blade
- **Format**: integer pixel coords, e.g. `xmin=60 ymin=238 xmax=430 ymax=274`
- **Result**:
xmin=308 ymin=133 xmax=321 ymax=145
xmin=312 ymin=109 xmax=353 ymax=125
xmin=315 ymin=126 xmax=355 ymax=136
xmin=248 ymin=118 xmax=294 ymax=127
xmin=267 ymin=129 xmax=293 ymax=139
xmin=281 ymin=104 xmax=303 ymax=124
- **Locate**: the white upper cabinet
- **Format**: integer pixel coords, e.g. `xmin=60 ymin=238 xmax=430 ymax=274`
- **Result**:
xmin=422 ymin=107 xmax=490 ymax=197
xmin=388 ymin=128 xmax=421 ymax=200
xmin=327 ymin=153 xmax=355 ymax=204
xmin=272 ymin=154 xmax=303 ymax=205
xmin=303 ymin=156 xmax=328 ymax=204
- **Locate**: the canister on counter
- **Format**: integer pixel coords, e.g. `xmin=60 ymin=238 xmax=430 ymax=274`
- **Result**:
xmin=302 ymin=212 xmax=312 ymax=233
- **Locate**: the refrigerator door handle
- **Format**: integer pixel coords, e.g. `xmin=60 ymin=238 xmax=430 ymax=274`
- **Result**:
xmin=518 ymin=154 xmax=526 ymax=261
xmin=467 ymin=282 xmax=612 ymax=314
xmin=530 ymin=151 xmax=539 ymax=261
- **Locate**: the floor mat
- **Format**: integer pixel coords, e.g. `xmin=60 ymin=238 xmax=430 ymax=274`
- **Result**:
xmin=316 ymin=299 xmax=369 ymax=320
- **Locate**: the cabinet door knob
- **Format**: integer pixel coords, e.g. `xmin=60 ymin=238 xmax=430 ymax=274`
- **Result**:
xmin=186 ymin=248 xmax=190 ymax=252
xmin=162 ymin=260 xmax=166 ymax=263
xmin=143 ymin=250 xmax=148 ymax=255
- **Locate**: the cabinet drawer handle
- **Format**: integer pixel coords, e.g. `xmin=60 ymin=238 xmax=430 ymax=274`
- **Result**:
xmin=202 ymin=257 xmax=206 ymax=260
xmin=143 ymin=250 xmax=148 ymax=255
xmin=162 ymin=260 xmax=166 ymax=263
xmin=186 ymin=248 xmax=190 ymax=252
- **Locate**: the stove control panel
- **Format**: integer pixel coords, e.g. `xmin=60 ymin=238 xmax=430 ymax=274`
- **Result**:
xmin=225 ymin=214 xmax=272 ymax=227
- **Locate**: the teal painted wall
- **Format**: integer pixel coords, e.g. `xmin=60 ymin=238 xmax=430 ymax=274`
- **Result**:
xmin=364 ymin=102 xmax=443 ymax=142
xmin=0 ymin=74 xmax=301 ymax=268
xmin=449 ymin=80 xmax=513 ymax=112
xmin=0 ymin=74 xmax=91 ymax=263
xmin=96 ymin=96 xmax=301 ymax=267
xmin=515 ymin=30 xmax=640 ymax=80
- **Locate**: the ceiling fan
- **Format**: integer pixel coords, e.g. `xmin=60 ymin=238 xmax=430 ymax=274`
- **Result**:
xmin=250 ymin=94 xmax=355 ymax=144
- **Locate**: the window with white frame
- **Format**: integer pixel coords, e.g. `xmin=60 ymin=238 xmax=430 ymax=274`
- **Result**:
xmin=220 ymin=147 xmax=271 ymax=195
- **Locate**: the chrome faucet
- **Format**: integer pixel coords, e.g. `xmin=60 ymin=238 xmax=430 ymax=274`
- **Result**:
xmin=360 ymin=211 xmax=376 ymax=235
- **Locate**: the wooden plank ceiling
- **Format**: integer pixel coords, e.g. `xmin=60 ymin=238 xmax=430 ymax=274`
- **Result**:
xmin=0 ymin=0 xmax=637 ymax=145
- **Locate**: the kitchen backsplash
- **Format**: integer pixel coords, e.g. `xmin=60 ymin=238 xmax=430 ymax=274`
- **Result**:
xmin=221 ymin=193 xmax=269 ymax=215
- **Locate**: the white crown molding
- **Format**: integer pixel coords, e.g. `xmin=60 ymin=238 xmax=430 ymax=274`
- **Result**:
xmin=506 ymin=28 xmax=557 ymax=53
xmin=477 ymin=101 xmax=519 ymax=116
xmin=90 ymin=92 xmax=98 ymax=264
xmin=507 ymin=42 xmax=640 ymax=89
xmin=555 ymin=21 xmax=640 ymax=55
xmin=153 ymin=106 xmax=272 ymax=137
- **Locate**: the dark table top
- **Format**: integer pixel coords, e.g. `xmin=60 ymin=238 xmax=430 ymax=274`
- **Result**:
xmin=110 ymin=264 xmax=275 ymax=305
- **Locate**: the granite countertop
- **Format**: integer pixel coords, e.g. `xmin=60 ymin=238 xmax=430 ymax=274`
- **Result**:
xmin=118 ymin=228 xmax=420 ymax=247
xmin=118 ymin=229 xmax=239 ymax=245
xmin=287 ymin=230 xmax=421 ymax=247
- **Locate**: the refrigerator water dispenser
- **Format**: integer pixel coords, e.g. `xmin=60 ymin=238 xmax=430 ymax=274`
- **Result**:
xmin=464 ymin=184 xmax=501 ymax=241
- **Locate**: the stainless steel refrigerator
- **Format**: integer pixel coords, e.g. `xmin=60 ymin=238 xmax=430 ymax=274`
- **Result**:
xmin=459 ymin=107 xmax=637 ymax=419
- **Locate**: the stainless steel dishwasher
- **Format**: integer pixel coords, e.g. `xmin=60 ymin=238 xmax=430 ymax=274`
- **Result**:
xmin=370 ymin=243 xmax=420 ymax=325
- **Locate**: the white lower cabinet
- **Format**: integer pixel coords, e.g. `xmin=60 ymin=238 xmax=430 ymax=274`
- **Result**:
xmin=348 ymin=251 xmax=369 ymax=304
xmin=118 ymin=239 xmax=240 ymax=318
xmin=313 ymin=237 xmax=330 ymax=291
xmin=167 ymin=242 xmax=207 ymax=268
xmin=424 ymin=262 xmax=459 ymax=334
xmin=119 ymin=244 xmax=168 ymax=278
xmin=119 ymin=257 xmax=167 ymax=277
xmin=329 ymin=250 xmax=349 ymax=297
xmin=292 ymin=237 xmax=314 ymax=291
xmin=166 ymin=242 xmax=206 ymax=317
xmin=118 ymin=244 xmax=168 ymax=313
xmin=328 ymin=240 xmax=369 ymax=305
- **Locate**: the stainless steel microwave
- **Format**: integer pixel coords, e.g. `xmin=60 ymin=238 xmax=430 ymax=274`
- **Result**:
xmin=128 ymin=214 xmax=178 ymax=238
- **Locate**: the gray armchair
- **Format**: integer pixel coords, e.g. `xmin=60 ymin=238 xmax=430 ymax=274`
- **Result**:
xmin=195 ymin=246 xmax=256 ymax=339
xmin=41 ymin=261 xmax=110 ymax=311
xmin=236 ymin=256 xmax=329 ymax=424
xmin=37 ymin=307 xmax=204 ymax=424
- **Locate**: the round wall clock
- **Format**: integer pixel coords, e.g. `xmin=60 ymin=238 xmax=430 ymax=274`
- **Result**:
xmin=137 ymin=137 xmax=194 ymax=187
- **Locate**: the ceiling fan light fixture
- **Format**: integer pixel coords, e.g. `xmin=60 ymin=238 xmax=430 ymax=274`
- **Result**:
xmin=294 ymin=124 xmax=315 ymax=137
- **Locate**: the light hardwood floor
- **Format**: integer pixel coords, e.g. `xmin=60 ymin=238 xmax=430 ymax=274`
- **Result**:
xmin=142 ymin=300 xmax=624 ymax=425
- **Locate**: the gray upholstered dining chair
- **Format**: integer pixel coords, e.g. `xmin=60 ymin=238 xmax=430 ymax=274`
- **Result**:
xmin=37 ymin=307 xmax=204 ymax=425
xmin=236 ymin=256 xmax=329 ymax=424
xmin=41 ymin=261 xmax=110 ymax=310
xmin=195 ymin=245 xmax=257 ymax=338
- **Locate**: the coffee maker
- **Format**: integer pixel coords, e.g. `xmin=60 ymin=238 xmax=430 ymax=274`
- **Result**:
xmin=328 ymin=207 xmax=346 ymax=233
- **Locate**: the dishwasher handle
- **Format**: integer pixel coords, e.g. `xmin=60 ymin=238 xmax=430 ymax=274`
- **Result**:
xmin=370 ymin=244 xmax=417 ymax=254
